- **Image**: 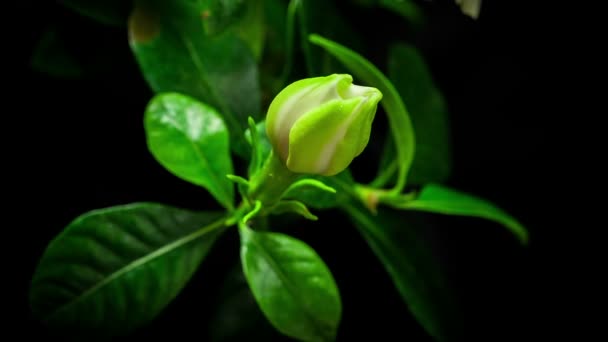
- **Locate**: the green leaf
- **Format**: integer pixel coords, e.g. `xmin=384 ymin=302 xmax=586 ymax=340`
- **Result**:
xmin=298 ymin=0 xmax=365 ymax=77
xmin=342 ymin=202 xmax=462 ymax=341
xmin=200 ymin=0 xmax=247 ymax=35
xmin=284 ymin=170 xmax=355 ymax=210
xmin=208 ymin=263 xmax=282 ymax=341
xmin=375 ymin=43 xmax=451 ymax=187
xmin=269 ymin=200 xmax=318 ymax=221
xmin=398 ymin=184 xmax=529 ymax=244
xmin=29 ymin=203 xmax=226 ymax=337
xmin=144 ymin=93 xmax=235 ymax=210
xmin=61 ymin=0 xmax=132 ymax=27
xmin=128 ymin=0 xmax=261 ymax=157
xmin=239 ymin=225 xmax=341 ymax=341
xmin=309 ymin=34 xmax=415 ymax=193
xmin=378 ymin=0 xmax=425 ymax=28
xmin=233 ymin=0 xmax=266 ymax=61
xmin=245 ymin=119 xmax=272 ymax=177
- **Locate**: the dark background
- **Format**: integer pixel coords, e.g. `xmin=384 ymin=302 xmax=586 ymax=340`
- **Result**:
xmin=12 ymin=0 xmax=565 ymax=341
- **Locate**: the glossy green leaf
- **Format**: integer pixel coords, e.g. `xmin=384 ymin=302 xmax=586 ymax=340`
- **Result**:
xmin=239 ymin=225 xmax=341 ymax=341
xmin=309 ymin=34 xmax=415 ymax=193
xmin=61 ymin=0 xmax=132 ymax=27
xmin=375 ymin=43 xmax=451 ymax=187
xmin=398 ymin=184 xmax=529 ymax=244
xmin=29 ymin=203 xmax=226 ymax=337
xmin=342 ymin=202 xmax=462 ymax=341
xmin=145 ymin=93 xmax=235 ymax=210
xmin=128 ymin=0 xmax=261 ymax=157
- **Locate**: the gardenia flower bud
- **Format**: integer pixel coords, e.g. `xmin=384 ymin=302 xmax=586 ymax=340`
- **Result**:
xmin=266 ymin=74 xmax=383 ymax=176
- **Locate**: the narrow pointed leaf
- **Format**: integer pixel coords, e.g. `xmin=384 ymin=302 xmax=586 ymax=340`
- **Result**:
xmin=398 ymin=184 xmax=528 ymax=244
xmin=239 ymin=226 xmax=341 ymax=341
xmin=376 ymin=43 xmax=451 ymax=186
xmin=342 ymin=202 xmax=462 ymax=341
xmin=29 ymin=203 xmax=226 ymax=337
xmin=145 ymin=93 xmax=235 ymax=210
xmin=309 ymin=34 xmax=415 ymax=192
xmin=270 ymin=200 xmax=318 ymax=221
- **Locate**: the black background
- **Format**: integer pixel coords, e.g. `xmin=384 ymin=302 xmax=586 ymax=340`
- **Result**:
xmin=11 ymin=0 xmax=566 ymax=341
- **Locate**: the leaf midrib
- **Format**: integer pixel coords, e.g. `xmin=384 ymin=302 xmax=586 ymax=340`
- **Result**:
xmin=44 ymin=216 xmax=226 ymax=322
xmin=157 ymin=100 xmax=232 ymax=209
xmin=249 ymin=232 xmax=330 ymax=341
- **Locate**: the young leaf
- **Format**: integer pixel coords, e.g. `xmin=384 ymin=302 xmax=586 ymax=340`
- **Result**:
xmin=239 ymin=225 xmax=341 ymax=341
xmin=309 ymin=34 xmax=415 ymax=193
xmin=129 ymin=0 xmax=261 ymax=157
xmin=375 ymin=43 xmax=451 ymax=187
xmin=145 ymin=93 xmax=235 ymax=210
xmin=244 ymin=118 xmax=273 ymax=178
xmin=269 ymin=200 xmax=318 ymax=221
xmin=397 ymin=184 xmax=529 ymax=244
xmin=61 ymin=0 xmax=132 ymax=27
xmin=285 ymin=170 xmax=355 ymax=210
xmin=342 ymin=202 xmax=463 ymax=342
xmin=29 ymin=203 xmax=227 ymax=338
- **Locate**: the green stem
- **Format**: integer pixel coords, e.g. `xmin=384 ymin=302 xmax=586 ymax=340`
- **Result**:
xmin=248 ymin=151 xmax=300 ymax=207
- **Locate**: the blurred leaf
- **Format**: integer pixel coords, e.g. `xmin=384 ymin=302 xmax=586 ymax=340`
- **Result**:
xmin=455 ymin=0 xmax=482 ymax=19
xmin=61 ymin=0 xmax=132 ymax=27
xmin=374 ymin=43 xmax=451 ymax=187
xmin=298 ymin=0 xmax=364 ymax=77
xmin=200 ymin=0 xmax=246 ymax=35
xmin=309 ymin=34 xmax=416 ymax=193
xmin=30 ymin=203 xmax=226 ymax=337
xmin=342 ymin=202 xmax=462 ymax=342
xmin=233 ymin=0 xmax=266 ymax=60
xmin=239 ymin=225 xmax=342 ymax=341
xmin=30 ymin=27 xmax=84 ymax=79
xmin=378 ymin=0 xmax=425 ymax=27
xmin=145 ymin=93 xmax=235 ymax=210
xmin=129 ymin=0 xmax=261 ymax=157
xmin=398 ymin=183 xmax=529 ymax=244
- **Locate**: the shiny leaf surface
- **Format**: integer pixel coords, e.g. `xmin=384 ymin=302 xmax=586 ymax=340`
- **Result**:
xmin=129 ymin=0 xmax=261 ymax=157
xmin=30 ymin=203 xmax=226 ymax=337
xmin=145 ymin=93 xmax=235 ymax=210
xmin=239 ymin=225 xmax=341 ymax=341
